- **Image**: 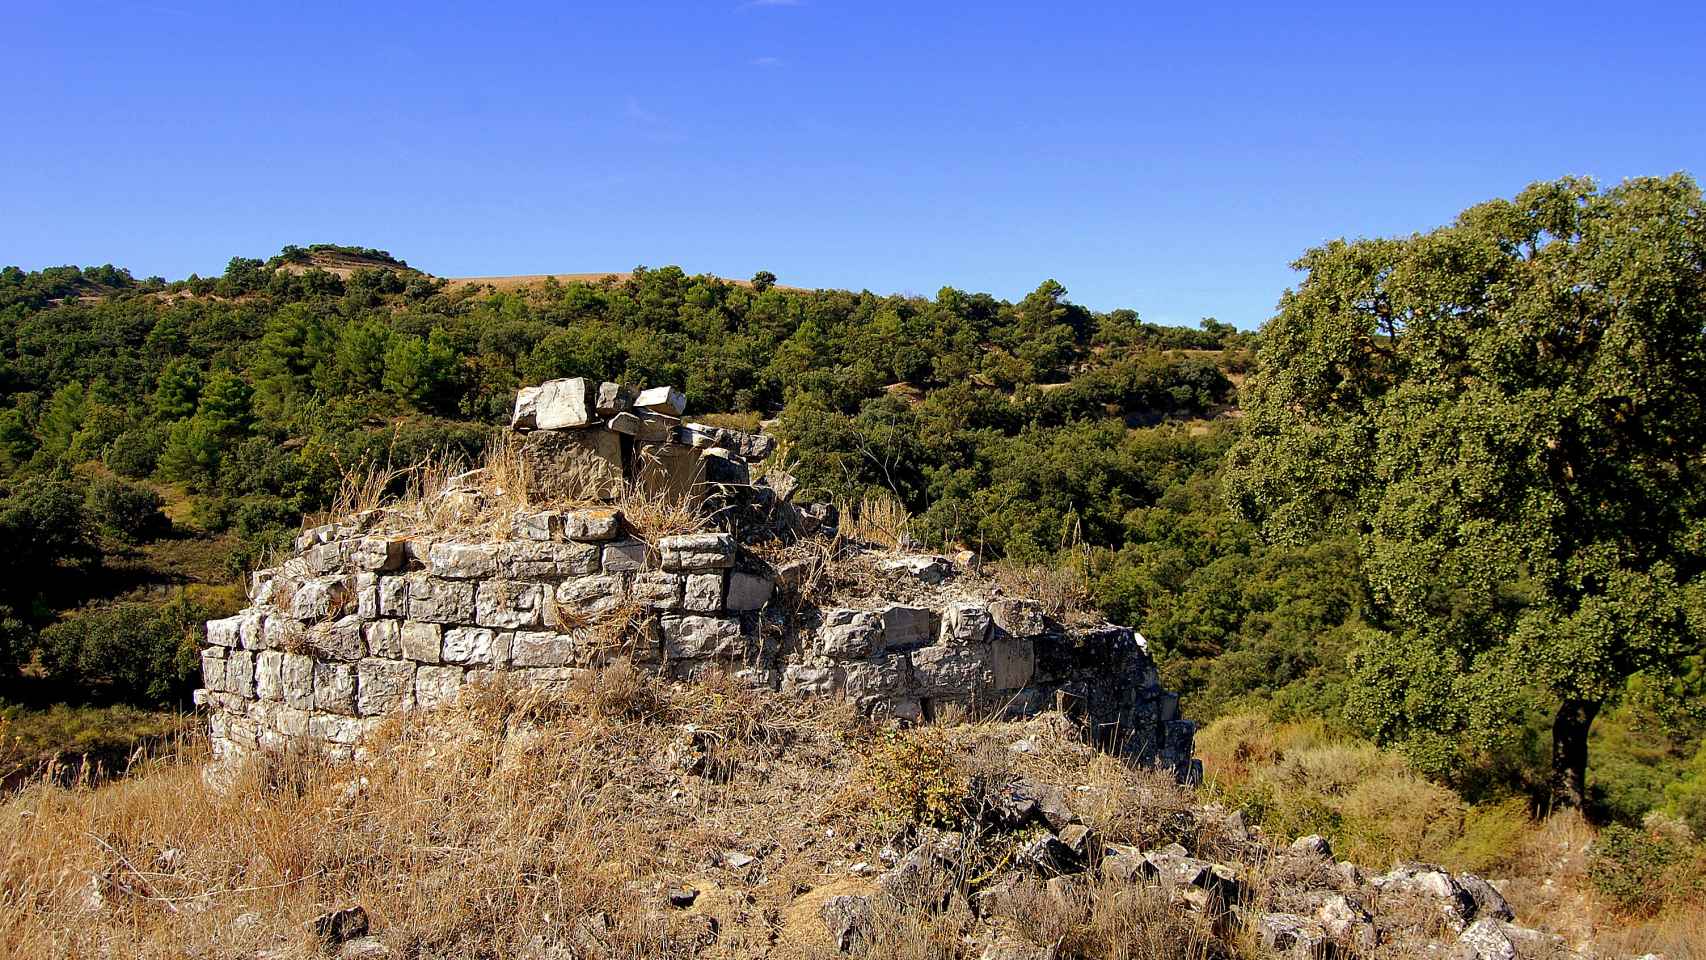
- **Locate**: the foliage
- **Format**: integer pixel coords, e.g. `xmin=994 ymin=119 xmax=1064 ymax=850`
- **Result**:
xmin=84 ymin=477 xmax=169 ymax=542
xmin=1588 ymin=824 xmax=1705 ymax=915
xmin=858 ymin=726 xmax=969 ymax=831
xmin=35 ymin=598 xmax=207 ymax=705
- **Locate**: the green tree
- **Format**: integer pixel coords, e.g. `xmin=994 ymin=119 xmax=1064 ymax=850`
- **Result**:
xmin=1225 ymin=175 xmax=1706 ymax=808
xmin=151 ymin=359 xmax=202 ymax=421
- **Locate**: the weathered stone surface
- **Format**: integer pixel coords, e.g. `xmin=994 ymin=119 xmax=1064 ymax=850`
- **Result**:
xmin=606 ymin=411 xmax=642 ymax=435
xmin=879 ymin=605 xmax=933 ymax=648
xmin=400 ymin=621 xmax=443 ymax=664
xmin=683 ymin=573 xmax=725 ymax=613
xmin=414 ymin=665 xmax=465 ymax=710
xmin=659 ymin=533 xmax=735 ymax=571
xmin=1252 ymin=913 xmax=1328 ymax=957
xmin=444 ymin=626 xmax=506 ymax=666
xmin=354 ymin=574 xmax=380 ymax=620
xmin=663 ymin=615 xmax=744 ymax=659
xmin=207 ymin=615 xmax=242 ymax=648
xmin=880 ymin=554 xmax=952 ymax=584
xmin=941 ymin=603 xmax=993 ymax=644
xmin=1454 ymin=918 xmax=1517 ymax=960
xmin=636 ymin=385 xmax=687 ymax=417
xmin=725 ymin=572 xmax=773 ymax=611
xmin=631 ymin=572 xmax=683 ymax=611
xmin=601 ymin=538 xmax=653 ymax=573
xmin=304 ymin=540 xmax=347 ymax=575
xmin=226 ymin=649 xmax=256 ymax=697
xmin=511 ymin=385 xmax=542 ymax=428
xmin=820 ymin=894 xmax=872 ymax=954
xmin=989 ymin=637 xmax=1035 ymax=690
xmin=534 ymin=377 xmax=598 ymax=429
xmin=293 ymin=577 xmax=353 ymax=622
xmin=563 ymin=508 xmax=622 ymax=542
xmin=503 ymin=541 xmax=600 ymax=579
xmin=352 ymin=537 xmax=407 ymax=572
xmin=428 ymin=542 xmax=500 ymax=579
xmin=475 ymin=580 xmax=546 ymax=629
xmin=357 ymin=658 xmax=416 ymax=715
xmin=782 ymin=664 xmax=841 ymax=696
xmin=238 ymin=611 xmax=268 ymax=650
xmin=821 ymin=609 xmax=884 ymax=660
xmin=510 ymin=631 xmax=579 ymax=667
xmin=595 ymin=381 xmax=635 ymax=415
xmin=701 ymin=448 xmax=749 ymax=484
xmin=364 ymin=620 xmax=402 ymax=659
xmin=1456 ymin=873 xmax=1514 ymax=922
xmin=282 ymin=653 xmax=315 ymax=709
xmin=990 ymin=599 xmax=1047 ymax=637
xmin=378 ymin=577 xmax=410 ymax=618
xmin=407 ymin=578 xmax=476 ymax=623
xmin=313 ymin=661 xmax=358 ymax=715
xmin=309 ymin=713 xmax=372 ymax=745
xmin=511 ymin=511 xmax=557 ymax=541
xmin=255 ymin=650 xmax=285 ymax=701
xmin=1290 ymin=835 xmax=1333 ymax=859
xmin=309 ymin=616 xmax=366 ymax=661
xmin=912 ymin=643 xmax=989 ymax=695
xmin=201 ymin=649 xmax=228 ymax=692
xmin=556 ymin=575 xmax=627 ymax=616
xmin=843 ymin=655 xmax=910 ymax=699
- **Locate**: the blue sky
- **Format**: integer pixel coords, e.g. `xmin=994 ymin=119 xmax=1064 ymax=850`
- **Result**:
xmin=3 ymin=2 xmax=1702 ymax=326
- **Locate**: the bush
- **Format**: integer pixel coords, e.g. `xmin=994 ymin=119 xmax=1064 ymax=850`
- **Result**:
xmin=102 ymin=426 xmax=165 ymax=478
xmin=85 ymin=477 xmax=169 ymax=541
xmin=36 ymin=598 xmax=207 ymax=705
xmin=1588 ymin=824 xmax=1703 ymax=914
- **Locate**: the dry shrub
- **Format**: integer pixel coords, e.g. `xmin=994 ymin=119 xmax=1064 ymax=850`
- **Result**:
xmin=986 ymin=559 xmax=1095 ymax=622
xmin=839 ymin=492 xmax=914 ymax=550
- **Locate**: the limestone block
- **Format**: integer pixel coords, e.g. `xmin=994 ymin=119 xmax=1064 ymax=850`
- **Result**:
xmin=725 ymin=572 xmax=774 ymax=611
xmin=782 ymin=664 xmax=842 ymax=696
xmin=475 ymin=580 xmax=546 ymax=629
xmin=225 ymin=649 xmax=255 ymax=698
xmin=683 ymin=573 xmax=725 ymax=613
xmin=428 ymin=542 xmax=500 ymax=579
xmin=264 ymin=615 xmax=303 ymax=651
xmin=309 ymin=713 xmax=373 ymax=746
xmin=510 ymin=630 xmax=579 ymax=667
xmin=365 ymin=620 xmax=403 ymax=659
xmin=662 ymin=615 xmax=744 ymax=660
xmin=844 ymin=654 xmax=911 ymax=699
xmin=201 ymin=649 xmax=227 ymax=693
xmin=679 ymin=424 xmax=720 ymax=448
xmin=879 ymin=555 xmax=952 ymax=585
xmin=292 ymin=576 xmax=353 ymax=622
xmin=601 ymin=539 xmax=653 ymax=573
xmin=635 ymin=385 xmax=686 ymax=416
xmin=879 ymin=605 xmax=933 ymax=648
xmin=512 ymin=511 xmax=557 ymax=541
xmin=990 ymin=637 xmax=1035 ymax=690
xmin=354 ymin=574 xmax=380 ymax=619
xmin=314 ymin=661 xmax=358 ymax=715
xmin=357 ymin=658 xmax=416 ymax=715
xmin=378 ymin=576 xmax=410 ymax=618
xmin=911 ymin=644 xmax=990 ymax=696
xmin=606 ymin=411 xmax=642 ymax=435
xmin=304 ymin=540 xmax=347 ymax=575
xmin=352 ymin=536 xmax=407 ymax=572
xmin=631 ymin=572 xmax=683 ymax=611
xmin=990 ymin=599 xmax=1047 ymax=638
xmin=820 ymin=610 xmax=884 ymax=660
xmin=700 ymin=448 xmax=749 ymax=485
xmin=512 ymin=385 xmax=542 ymax=428
xmin=255 ymin=650 xmax=285 ymax=701
xmin=238 ymin=611 xmax=269 ymax=650
xmin=282 ymin=653 xmax=314 ymax=710
xmin=309 ymin=615 xmax=366 ymax=661
xmin=534 ymin=377 xmax=598 ymax=429
xmin=407 ymin=578 xmax=476 ymax=623
xmin=520 ymin=429 xmax=624 ymax=499
xmin=275 ymin=705 xmax=310 ymax=738
xmin=414 ymin=665 xmax=464 ymax=710
xmin=206 ymin=615 xmax=242 ymax=648
xmin=563 ymin=508 xmax=623 ymax=542
xmin=635 ymin=414 xmax=679 ymax=444
xmin=444 ymin=626 xmax=507 ymax=666
xmin=596 ymin=381 xmax=636 ymax=415
xmin=659 ymin=533 xmax=735 ymax=571
xmin=400 ymin=621 xmax=443 ymax=664
xmin=940 ymin=603 xmax=993 ymax=644
xmin=250 ymin=568 xmax=280 ymax=605
xmin=555 ymin=574 xmax=627 ymax=616
xmin=510 ymin=666 xmax=595 ymax=691
xmin=503 ymin=540 xmax=600 ymax=579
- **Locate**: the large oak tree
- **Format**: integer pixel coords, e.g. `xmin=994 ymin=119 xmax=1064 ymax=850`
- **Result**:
xmin=1226 ymin=175 xmax=1706 ymax=808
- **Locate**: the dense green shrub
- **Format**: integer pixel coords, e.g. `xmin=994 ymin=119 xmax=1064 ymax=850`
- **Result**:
xmin=36 ymin=598 xmax=206 ymax=705
xmin=1588 ymin=825 xmax=1702 ymax=914
xmin=102 ymin=426 xmax=165 ymax=478
xmin=85 ymin=477 xmax=169 ymax=542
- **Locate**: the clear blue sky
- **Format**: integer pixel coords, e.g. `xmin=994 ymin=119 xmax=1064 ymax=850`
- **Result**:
xmin=4 ymin=2 xmax=1702 ymax=326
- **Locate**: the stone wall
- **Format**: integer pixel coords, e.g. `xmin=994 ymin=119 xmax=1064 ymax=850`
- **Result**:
xmin=198 ymin=378 xmax=1196 ymax=775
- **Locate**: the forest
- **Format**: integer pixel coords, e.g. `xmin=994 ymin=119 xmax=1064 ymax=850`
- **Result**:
xmin=1 ymin=180 xmax=1703 ymax=858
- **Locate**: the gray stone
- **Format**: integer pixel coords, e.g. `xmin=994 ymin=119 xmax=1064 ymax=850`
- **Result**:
xmin=879 ymin=605 xmax=933 ymax=648
xmin=475 ymin=580 xmax=546 ymax=629
xmin=292 ymin=577 xmax=353 ymax=622
xmin=414 ymin=665 xmax=464 ymax=710
xmin=782 ymin=664 xmax=841 ymax=696
xmin=843 ymin=655 xmax=910 ymax=698
xmin=428 ymin=542 xmax=499 ymax=579
xmin=562 ymin=508 xmax=623 ymax=542
xmin=512 ymin=385 xmax=542 ymax=428
xmin=556 ymin=575 xmax=627 ymax=616
xmin=683 ymin=573 xmax=725 ymax=612
xmin=534 ymin=377 xmax=598 ymax=429
xmin=725 ymin=572 xmax=773 ymax=611
xmin=941 ymin=603 xmax=992 ymax=644
xmin=879 ymin=554 xmax=952 ymax=584
xmin=353 ymin=574 xmax=380 ymax=620
xmin=254 ymin=650 xmax=284 ymax=701
xmin=352 ymin=537 xmax=406 ymax=572
xmin=1290 ymin=834 xmax=1333 ymax=859
xmin=1456 ymin=873 xmax=1514 ymax=922
xmin=313 ymin=661 xmax=358 ymax=715
xmin=990 ymin=599 xmax=1047 ymax=637
xmin=606 ymin=411 xmax=642 ymax=435
xmin=989 ymin=637 xmax=1035 ymax=690
xmin=820 ymin=894 xmax=872 ymax=954
xmin=364 ymin=620 xmax=402 ymax=659
xmin=201 ymin=649 xmax=227 ymax=693
xmin=226 ymin=649 xmax=256 ymax=697
xmin=601 ymin=538 xmax=653 ymax=573
xmin=1454 ymin=918 xmax=1517 ymax=960
xmin=443 ymin=626 xmax=505 ymax=666
xmin=511 ymin=511 xmax=557 ymax=541
xmin=635 ymin=413 xmax=679 ymax=444
xmin=304 ymin=540 xmax=347 ymax=575
xmin=308 ymin=713 xmax=371 ymax=745
xmin=630 ymin=572 xmax=683 ymax=611
xmin=911 ymin=643 xmax=989 ymax=695
xmin=510 ymin=631 xmax=579 ymax=667
xmin=282 ymin=653 xmax=314 ymax=709
xmin=378 ymin=577 xmax=410 ymax=618
xmin=357 ymin=658 xmax=416 ymax=715
xmin=659 ymin=533 xmax=735 ymax=571
xmin=662 ymin=615 xmax=744 ymax=659
xmin=400 ymin=621 xmax=443 ymax=664
xmin=1253 ymin=913 xmax=1329 ymax=957
xmin=595 ymin=380 xmax=635 ymax=415
xmin=503 ymin=540 xmax=600 ymax=578
xmin=635 ymin=385 xmax=686 ymax=417
xmin=820 ymin=609 xmax=884 ymax=660
xmin=238 ymin=611 xmax=268 ymax=650
xmin=407 ymin=578 xmax=476 ymax=623
xmin=206 ymin=615 xmax=242 ymax=648
xmin=309 ymin=616 xmax=366 ymax=661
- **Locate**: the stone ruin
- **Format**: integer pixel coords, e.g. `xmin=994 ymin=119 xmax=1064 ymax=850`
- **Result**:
xmin=197 ymin=378 xmax=1197 ymax=776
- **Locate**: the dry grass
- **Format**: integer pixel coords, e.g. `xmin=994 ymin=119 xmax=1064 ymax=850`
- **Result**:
xmin=838 ymin=492 xmax=914 ymax=551
xmin=987 ymin=560 xmax=1096 ymax=624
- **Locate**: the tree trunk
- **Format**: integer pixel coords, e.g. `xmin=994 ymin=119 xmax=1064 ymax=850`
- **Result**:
xmin=1549 ymin=698 xmax=1601 ymax=811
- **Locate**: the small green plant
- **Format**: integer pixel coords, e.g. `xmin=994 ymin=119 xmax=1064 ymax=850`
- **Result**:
xmin=860 ymin=727 xmax=968 ymax=831
xmin=1588 ymin=824 xmax=1703 ymax=915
